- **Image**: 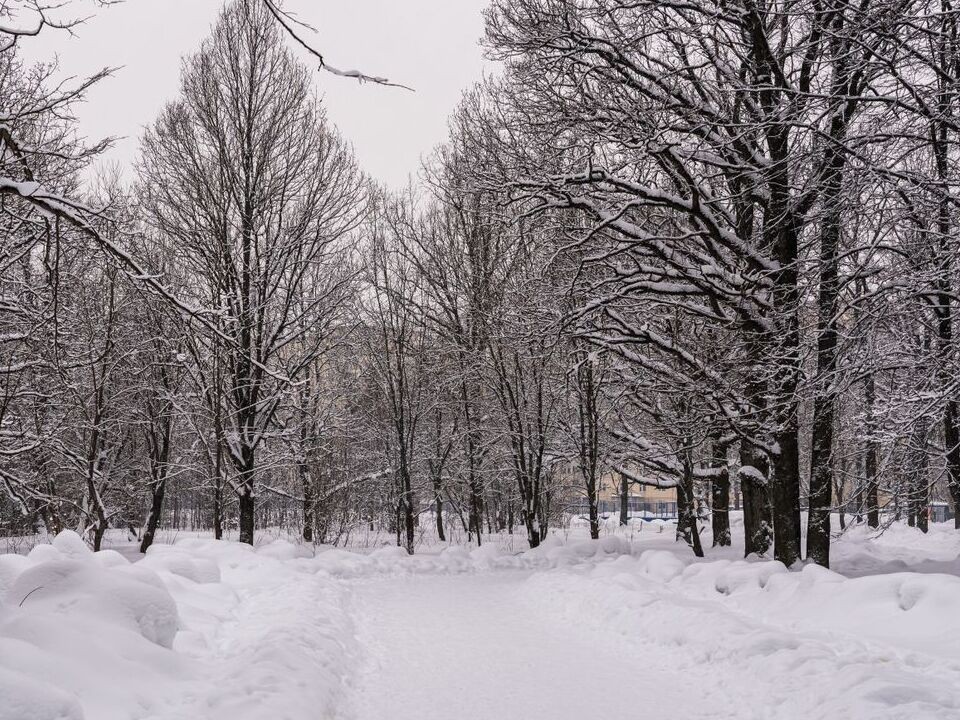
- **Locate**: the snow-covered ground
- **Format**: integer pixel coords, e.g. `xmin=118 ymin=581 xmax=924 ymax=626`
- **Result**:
xmin=3 ymin=520 xmax=960 ymax=719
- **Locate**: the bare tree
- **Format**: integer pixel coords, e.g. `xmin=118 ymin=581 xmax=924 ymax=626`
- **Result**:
xmin=137 ymin=0 xmax=363 ymax=544
xmin=361 ymin=193 xmax=429 ymax=554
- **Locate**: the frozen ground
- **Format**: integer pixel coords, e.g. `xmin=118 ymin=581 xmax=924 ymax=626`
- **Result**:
xmin=3 ymin=518 xmax=960 ymax=719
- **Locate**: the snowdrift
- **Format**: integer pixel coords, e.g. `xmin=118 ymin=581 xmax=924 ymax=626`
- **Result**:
xmin=519 ymin=549 xmax=960 ymax=718
xmin=0 ymin=532 xmax=353 ymax=720
xmin=3 ymin=526 xmax=960 ymax=719
xmin=308 ymin=533 xmax=636 ymax=578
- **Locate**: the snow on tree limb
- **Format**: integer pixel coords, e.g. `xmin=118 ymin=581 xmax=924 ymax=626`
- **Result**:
xmin=261 ymin=0 xmax=414 ymax=91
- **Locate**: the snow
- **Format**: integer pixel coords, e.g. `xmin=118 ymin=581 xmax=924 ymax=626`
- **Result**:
xmin=345 ymin=570 xmax=707 ymax=720
xmin=140 ymin=545 xmax=222 ymax=584
xmin=0 ymin=533 xmax=353 ymax=720
xmin=2 ymin=521 xmax=960 ymax=719
xmin=522 ymin=555 xmax=960 ymax=718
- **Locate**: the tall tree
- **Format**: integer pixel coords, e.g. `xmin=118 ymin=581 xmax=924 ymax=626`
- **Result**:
xmin=138 ymin=0 xmax=363 ymax=544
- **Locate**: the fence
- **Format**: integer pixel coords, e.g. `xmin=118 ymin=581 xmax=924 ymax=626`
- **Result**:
xmin=568 ymin=499 xmax=678 ymax=519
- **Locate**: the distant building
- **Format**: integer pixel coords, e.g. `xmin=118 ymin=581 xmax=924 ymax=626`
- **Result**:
xmin=569 ymin=470 xmax=678 ymax=519
xmin=929 ymin=502 xmax=955 ymax=524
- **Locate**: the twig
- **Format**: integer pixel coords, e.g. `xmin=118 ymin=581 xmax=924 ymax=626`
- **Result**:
xmin=18 ymin=586 xmax=44 ymax=607
xmin=261 ymin=0 xmax=414 ymax=92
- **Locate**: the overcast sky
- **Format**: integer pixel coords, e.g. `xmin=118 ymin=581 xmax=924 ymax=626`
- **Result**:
xmin=22 ymin=0 xmax=493 ymax=188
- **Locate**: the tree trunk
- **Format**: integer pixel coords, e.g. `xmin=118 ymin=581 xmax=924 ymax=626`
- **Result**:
xmin=523 ymin=508 xmax=540 ymax=549
xmin=213 ymin=479 xmax=224 ymax=540
xmin=587 ymin=480 xmax=600 ymax=540
xmin=400 ymin=468 xmax=415 ymax=555
xmin=619 ymin=473 xmax=629 ymax=526
xmin=835 ymin=449 xmax=847 ymax=531
xmin=677 ymin=457 xmax=704 ymax=558
xmin=461 ymin=378 xmax=484 ymax=546
xmin=448 ymin=488 xmax=469 ymax=535
xmin=210 ymin=428 xmax=225 ymax=540
xmin=576 ymin=351 xmax=602 ymax=541
xmin=739 ymin=442 xmax=772 ymax=557
xmin=909 ymin=412 xmax=931 ymax=535
xmin=710 ymin=434 xmax=732 ymax=547
xmin=469 ymin=477 xmax=483 ymax=546
xmin=93 ymin=524 xmax=107 ymax=552
xmin=864 ymin=371 xmax=880 ymax=528
xmin=711 ymin=457 xmax=731 ymax=547
xmin=808 ymin=358 xmax=838 ymax=567
xmin=300 ymin=464 xmax=314 ymax=543
xmin=435 ymin=490 xmax=445 ymax=542
xmin=517 ymin=473 xmax=543 ymax=550
xmin=238 ymin=485 xmax=255 ymax=545
xmin=929 ymin=43 xmax=960 ymax=530
xmin=764 ymin=102 xmax=804 ymax=567
xmin=538 ymin=485 xmax=550 ymax=543
xmin=140 ymin=478 xmax=167 ymax=553
xmin=946 ymin=404 xmax=960 ymax=531
xmin=806 ymin=5 xmax=853 ymax=570
xmin=771 ymin=424 xmax=802 ymax=566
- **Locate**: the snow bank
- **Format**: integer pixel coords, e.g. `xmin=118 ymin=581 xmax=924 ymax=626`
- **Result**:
xmin=832 ymin=521 xmax=960 ymax=578
xmin=5 ymin=524 xmax=960 ymax=720
xmin=140 ymin=543 xmax=221 ymax=584
xmin=8 ymin=558 xmax=179 ymax=646
xmin=0 ymin=532 xmax=355 ymax=720
xmin=308 ymin=534 xmax=640 ymax=578
xmin=159 ymin=539 xmax=356 ymax=720
xmin=0 ymin=667 xmax=84 ymax=720
xmin=518 ymin=549 xmax=960 ymax=718
xmin=0 ymin=530 xmax=698 ymax=720
xmin=0 ymin=531 xmax=185 ymax=720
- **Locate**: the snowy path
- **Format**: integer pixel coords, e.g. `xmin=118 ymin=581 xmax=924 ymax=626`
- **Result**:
xmin=343 ymin=569 xmax=714 ymax=720
xmin=8 ymin=530 xmax=960 ymax=720
xmin=341 ymin=559 xmax=960 ymax=720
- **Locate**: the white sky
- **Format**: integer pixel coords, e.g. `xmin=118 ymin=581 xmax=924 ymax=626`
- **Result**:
xmin=21 ymin=0 xmax=493 ymax=188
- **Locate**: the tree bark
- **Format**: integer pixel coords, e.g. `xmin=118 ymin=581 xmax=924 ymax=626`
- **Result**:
xmin=711 ymin=436 xmax=732 ymax=547
xmin=863 ymin=370 xmax=880 ymax=528
xmin=435 ymin=490 xmax=446 ymax=542
xmin=771 ymin=425 xmax=802 ymax=566
xmin=908 ymin=412 xmax=931 ymax=534
xmin=587 ymin=481 xmax=600 ymax=540
xmin=807 ymin=164 xmax=845 ymax=567
xmin=619 ymin=473 xmax=629 ymax=526
xmin=238 ymin=483 xmax=255 ymax=545
xmin=399 ymin=466 xmax=415 ymax=555
xmin=213 ymin=477 xmax=224 ymax=541
xmin=140 ymin=478 xmax=166 ymax=553
xmin=300 ymin=464 xmax=314 ymax=543
xmin=677 ymin=455 xmax=704 ymax=557
xmin=739 ymin=442 xmax=772 ymax=557
xmin=929 ymin=19 xmax=960 ymax=530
